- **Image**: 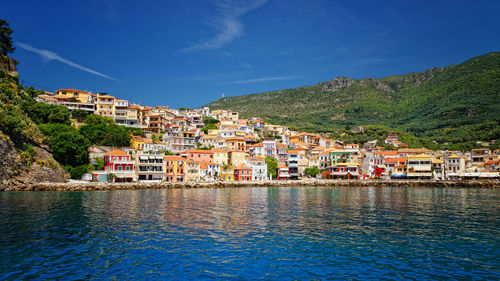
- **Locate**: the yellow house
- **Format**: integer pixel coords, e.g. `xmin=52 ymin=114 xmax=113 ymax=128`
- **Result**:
xmin=185 ymin=160 xmax=201 ymax=181
xmin=96 ymin=94 xmax=116 ymax=117
xmin=55 ymin=89 xmax=95 ymax=104
xmin=131 ymin=136 xmax=145 ymax=151
xmin=164 ymin=156 xmax=186 ymax=182
xmin=220 ymin=165 xmax=234 ymax=181
xmin=228 ymin=150 xmax=246 ymax=167
xmin=225 ymin=137 xmax=246 ymax=151
xmin=212 ymin=148 xmax=228 ymax=165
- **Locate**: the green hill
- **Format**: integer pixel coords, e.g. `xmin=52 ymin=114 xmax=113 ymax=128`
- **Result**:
xmin=206 ymin=52 xmax=500 ymax=146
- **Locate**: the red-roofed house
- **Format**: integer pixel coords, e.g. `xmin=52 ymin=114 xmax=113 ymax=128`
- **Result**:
xmin=104 ymin=150 xmax=136 ymax=182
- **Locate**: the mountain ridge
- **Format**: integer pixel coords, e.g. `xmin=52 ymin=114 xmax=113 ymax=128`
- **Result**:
xmin=206 ymin=52 xmax=500 ymax=145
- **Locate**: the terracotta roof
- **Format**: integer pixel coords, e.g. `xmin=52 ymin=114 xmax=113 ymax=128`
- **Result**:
xmin=385 ymin=157 xmax=407 ymax=164
xmin=56 ymin=89 xmax=91 ymax=93
xmin=185 ymin=149 xmax=214 ymax=154
xmin=276 ymin=143 xmax=288 ymax=148
xmin=377 ymin=151 xmax=398 ymax=156
xmin=311 ymin=146 xmax=326 ymax=151
xmin=143 ymin=138 xmax=153 ymax=144
xmin=225 ymin=137 xmax=245 ymax=141
xmin=288 ymin=150 xmax=299 ymax=154
xmin=200 ymin=163 xmax=208 ymax=169
xmin=278 ymin=165 xmax=288 ymax=169
xmin=164 ymin=156 xmax=186 ymax=161
xmin=104 ymin=149 xmax=128 ymax=156
xmin=212 ymin=148 xmax=227 ymax=153
xmin=485 ymin=160 xmax=499 ymax=165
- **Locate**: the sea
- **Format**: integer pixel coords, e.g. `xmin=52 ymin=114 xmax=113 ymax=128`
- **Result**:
xmin=0 ymin=186 xmax=498 ymax=280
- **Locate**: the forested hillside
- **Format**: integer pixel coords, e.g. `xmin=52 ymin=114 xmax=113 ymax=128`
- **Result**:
xmin=207 ymin=52 xmax=500 ymax=147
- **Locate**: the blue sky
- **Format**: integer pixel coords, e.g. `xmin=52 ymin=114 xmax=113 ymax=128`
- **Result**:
xmin=4 ymin=0 xmax=500 ymax=108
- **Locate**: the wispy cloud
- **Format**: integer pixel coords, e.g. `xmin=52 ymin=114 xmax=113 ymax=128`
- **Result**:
xmin=181 ymin=0 xmax=267 ymax=52
xmin=16 ymin=42 xmax=118 ymax=81
xmin=215 ymin=76 xmax=296 ymax=85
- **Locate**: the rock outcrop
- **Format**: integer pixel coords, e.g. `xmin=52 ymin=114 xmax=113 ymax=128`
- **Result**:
xmin=0 ymin=131 xmax=68 ymax=190
xmin=322 ymin=77 xmax=354 ymax=92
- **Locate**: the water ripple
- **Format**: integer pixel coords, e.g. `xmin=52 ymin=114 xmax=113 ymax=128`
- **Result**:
xmin=0 ymin=186 xmax=499 ymax=280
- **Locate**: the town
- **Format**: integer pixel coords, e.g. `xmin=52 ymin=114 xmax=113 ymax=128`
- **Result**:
xmin=35 ymin=89 xmax=500 ymax=183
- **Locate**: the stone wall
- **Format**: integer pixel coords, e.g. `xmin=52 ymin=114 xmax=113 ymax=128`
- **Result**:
xmin=3 ymin=179 xmax=498 ymax=192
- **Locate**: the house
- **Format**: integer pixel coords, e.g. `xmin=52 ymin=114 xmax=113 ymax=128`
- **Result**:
xmin=200 ymin=161 xmax=220 ymax=181
xmin=263 ymin=138 xmax=277 ymax=158
xmin=225 ymin=137 xmax=246 ymax=151
xmin=354 ymin=126 xmax=364 ymax=133
xmin=212 ymin=148 xmax=229 ymax=165
xmin=324 ymin=163 xmax=361 ymax=179
xmin=103 ymin=150 xmax=136 ymax=182
xmin=406 ymin=154 xmax=432 ymax=179
xmin=277 ymin=165 xmax=290 ymax=180
xmin=138 ymin=153 xmax=164 ymax=181
xmin=164 ymin=156 xmax=186 ymax=182
xmin=363 ymin=152 xmax=385 ymax=178
xmin=185 ymin=160 xmax=200 ymax=181
xmin=96 ymin=94 xmax=116 ymax=118
xmin=104 ymin=150 xmax=137 ymax=182
xmin=228 ymin=150 xmax=246 ymax=167
xmin=234 ymin=164 xmax=252 ymax=181
xmin=391 ymin=164 xmax=407 ymax=179
xmin=385 ymin=134 xmax=398 ymax=144
xmin=276 ymin=143 xmax=289 ymax=163
xmin=247 ymin=143 xmax=265 ymax=158
xmin=247 ymin=157 xmax=267 ymax=181
xmin=185 ymin=149 xmax=214 ymax=163
xmin=220 ymin=165 xmax=235 ymax=181
xmin=287 ymin=150 xmax=300 ymax=179
xmin=253 ymin=120 xmax=266 ymax=130
xmin=445 ymin=154 xmax=466 ymax=180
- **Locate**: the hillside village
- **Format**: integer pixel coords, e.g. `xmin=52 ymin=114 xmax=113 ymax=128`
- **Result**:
xmin=35 ymin=89 xmax=500 ymax=183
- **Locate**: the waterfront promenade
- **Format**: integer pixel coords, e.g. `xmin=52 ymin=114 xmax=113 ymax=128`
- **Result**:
xmin=3 ymin=179 xmax=498 ymax=191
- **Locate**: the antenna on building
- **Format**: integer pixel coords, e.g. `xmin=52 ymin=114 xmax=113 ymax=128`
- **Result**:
xmin=222 ymin=93 xmax=225 ymax=98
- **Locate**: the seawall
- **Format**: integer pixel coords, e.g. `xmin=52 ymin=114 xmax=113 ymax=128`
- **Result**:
xmin=2 ymin=179 xmax=499 ymax=191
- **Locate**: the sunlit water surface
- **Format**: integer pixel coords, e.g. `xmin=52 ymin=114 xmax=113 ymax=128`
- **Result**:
xmin=1 ymin=186 xmax=499 ymax=280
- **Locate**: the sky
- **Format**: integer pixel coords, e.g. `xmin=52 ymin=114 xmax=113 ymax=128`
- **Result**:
xmin=3 ymin=0 xmax=500 ymax=108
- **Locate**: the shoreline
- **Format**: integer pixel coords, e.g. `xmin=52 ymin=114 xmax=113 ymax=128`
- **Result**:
xmin=2 ymin=179 xmax=499 ymax=191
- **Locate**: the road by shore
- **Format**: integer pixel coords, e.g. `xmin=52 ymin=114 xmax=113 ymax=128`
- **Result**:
xmin=2 ymin=179 xmax=499 ymax=191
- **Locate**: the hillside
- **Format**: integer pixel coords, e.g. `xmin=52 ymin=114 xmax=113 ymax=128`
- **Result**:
xmin=207 ymin=52 xmax=500 ymax=145
xmin=0 ymin=55 xmax=68 ymax=187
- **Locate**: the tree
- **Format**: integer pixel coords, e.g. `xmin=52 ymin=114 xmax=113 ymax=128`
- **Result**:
xmin=304 ymin=166 xmax=320 ymax=177
xmin=0 ymin=20 xmax=15 ymax=56
xmin=71 ymin=109 xmax=89 ymax=122
xmin=52 ymin=131 xmax=90 ymax=167
xmin=203 ymin=116 xmax=219 ymax=125
xmin=202 ymin=123 xmax=217 ymax=134
xmin=265 ymin=156 xmax=278 ymax=179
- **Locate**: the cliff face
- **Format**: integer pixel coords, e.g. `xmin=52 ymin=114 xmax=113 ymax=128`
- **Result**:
xmin=0 ymin=131 xmax=68 ymax=189
xmin=0 ymin=55 xmax=18 ymax=76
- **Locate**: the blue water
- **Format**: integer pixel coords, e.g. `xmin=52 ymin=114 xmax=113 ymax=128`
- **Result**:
xmin=0 ymin=187 xmax=499 ymax=280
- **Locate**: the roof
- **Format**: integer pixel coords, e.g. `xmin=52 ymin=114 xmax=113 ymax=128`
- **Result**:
xmin=278 ymin=165 xmax=288 ymax=169
xmin=143 ymin=138 xmax=153 ymax=144
xmin=448 ymin=154 xmax=461 ymax=158
xmin=185 ymin=149 xmax=214 ymax=154
xmin=200 ymin=163 xmax=208 ymax=169
xmin=104 ymin=149 xmax=128 ymax=156
xmin=212 ymin=148 xmax=227 ymax=153
xmin=97 ymin=95 xmax=115 ymax=99
xmin=56 ymin=89 xmax=91 ymax=93
xmin=485 ymin=160 xmax=499 ymax=165
xmin=236 ymin=163 xmax=250 ymax=170
xmin=276 ymin=143 xmax=288 ymax=148
xmin=164 ymin=156 xmax=186 ymax=161
xmin=288 ymin=150 xmax=299 ymax=154
xmin=311 ymin=146 xmax=327 ymax=151
xmin=225 ymin=137 xmax=245 ymax=141
xmin=377 ymin=151 xmax=398 ymax=156
xmin=385 ymin=157 xmax=407 ymax=164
